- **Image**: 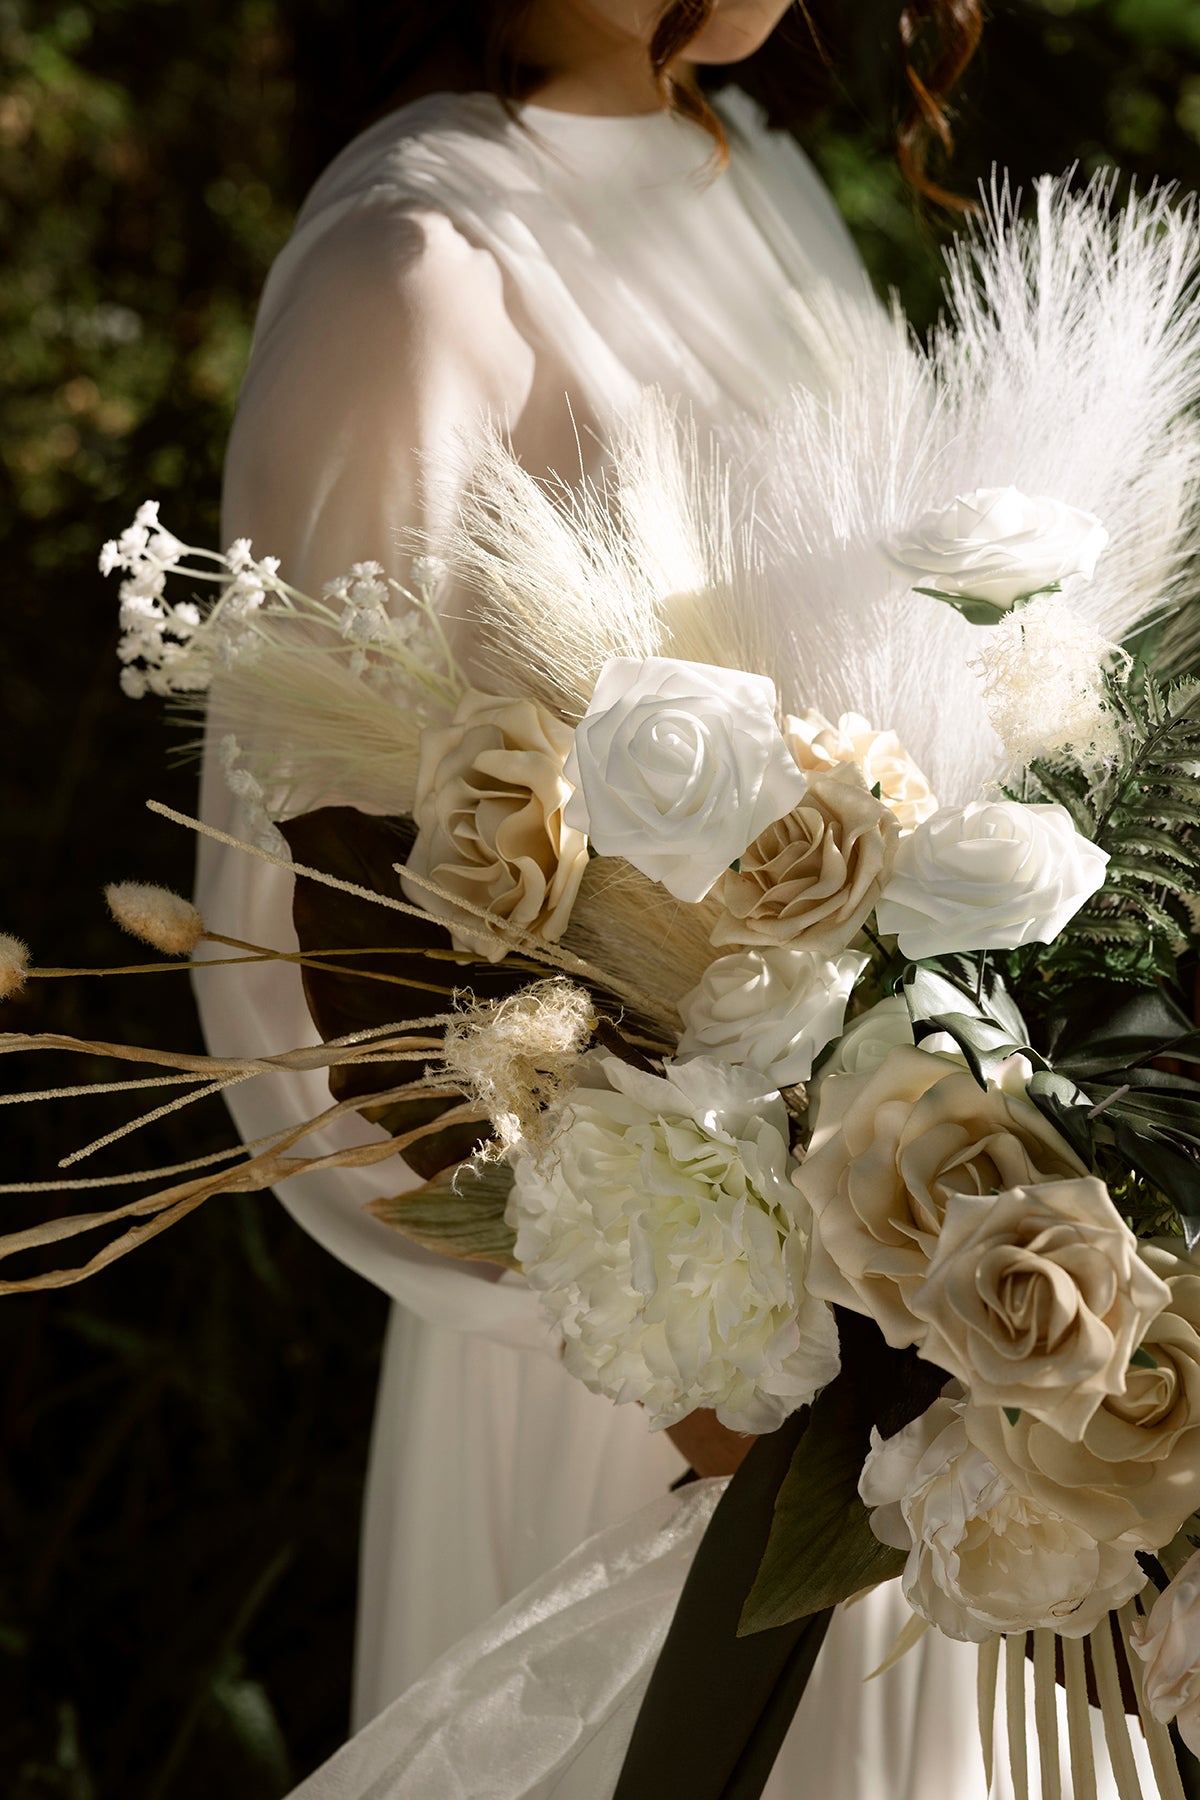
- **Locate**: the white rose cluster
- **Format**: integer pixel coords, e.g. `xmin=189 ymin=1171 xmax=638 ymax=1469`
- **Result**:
xmin=875 ymin=799 xmax=1109 ymax=958
xmin=564 ymin=656 xmax=806 ymax=903
xmin=885 ymin=486 xmax=1109 ymax=616
xmin=1131 ymin=1551 xmax=1200 ymax=1756
xmin=507 ymin=1054 xmax=840 ymax=1434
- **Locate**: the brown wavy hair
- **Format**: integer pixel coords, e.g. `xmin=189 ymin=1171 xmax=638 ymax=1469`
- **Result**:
xmin=342 ymin=2 xmax=983 ymax=207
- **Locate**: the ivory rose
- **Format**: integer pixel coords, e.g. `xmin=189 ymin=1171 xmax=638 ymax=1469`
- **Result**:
xmin=794 ymin=1046 xmax=1087 ymax=1347
xmin=712 ymin=763 xmax=899 ymax=956
xmin=785 ymin=709 xmax=937 ymax=832
xmin=859 ymin=1390 xmax=1145 ymax=1642
xmin=911 ymin=1178 xmax=1170 ymax=1438
xmin=874 ymin=799 xmax=1109 ymax=959
xmin=1130 ymin=1550 xmax=1200 ymax=1755
xmin=676 ymin=944 xmax=868 ymax=1089
xmin=562 ymin=656 xmax=807 ymax=904
xmin=884 ymin=486 xmax=1109 ymax=614
xmin=507 ymin=1054 xmax=840 ymax=1434
xmin=403 ymin=688 xmax=588 ymax=962
xmin=966 ymin=1247 xmax=1200 ymax=1549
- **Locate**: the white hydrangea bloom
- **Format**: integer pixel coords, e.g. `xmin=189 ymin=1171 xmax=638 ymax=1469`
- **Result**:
xmin=507 ymin=1053 xmax=840 ymax=1433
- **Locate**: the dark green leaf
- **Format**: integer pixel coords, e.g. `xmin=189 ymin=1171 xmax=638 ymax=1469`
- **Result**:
xmin=1112 ymin=1122 xmax=1200 ymax=1243
xmin=1025 ymin=1070 xmax=1098 ymax=1168
xmin=739 ymin=1312 xmax=944 ymax=1635
xmin=1003 ymin=1406 xmax=1022 ymax=1426
xmin=613 ymin=1413 xmax=830 ymax=1800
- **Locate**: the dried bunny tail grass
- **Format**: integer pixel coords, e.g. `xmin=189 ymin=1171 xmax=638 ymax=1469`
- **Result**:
xmin=441 ymin=980 xmax=596 ymax=1159
xmin=200 ymin=641 xmax=427 ymax=818
xmin=419 ymin=394 xmax=768 ymax=720
xmin=105 ymin=882 xmax=204 ymax=955
xmin=0 ymin=935 xmax=30 ymax=1001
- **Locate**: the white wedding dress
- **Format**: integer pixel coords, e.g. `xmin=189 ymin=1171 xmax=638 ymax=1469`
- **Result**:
xmin=196 ymin=90 xmax=1153 ymax=1797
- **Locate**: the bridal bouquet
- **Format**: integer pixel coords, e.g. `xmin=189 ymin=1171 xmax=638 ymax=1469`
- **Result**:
xmin=7 ymin=174 xmax=1200 ymax=1798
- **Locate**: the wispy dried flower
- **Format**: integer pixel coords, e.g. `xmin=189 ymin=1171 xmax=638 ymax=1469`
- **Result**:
xmin=970 ymin=594 xmax=1129 ymax=770
xmin=0 ymin=934 xmax=30 ymax=1000
xmin=441 ymin=980 xmax=595 ymax=1159
xmin=105 ymin=883 xmax=205 ymax=956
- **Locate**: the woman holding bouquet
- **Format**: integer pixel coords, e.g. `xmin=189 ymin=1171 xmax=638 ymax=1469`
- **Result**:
xmin=191 ymin=3 xmax=1063 ymax=1792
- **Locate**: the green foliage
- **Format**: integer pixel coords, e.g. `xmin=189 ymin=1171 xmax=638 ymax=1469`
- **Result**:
xmin=1011 ymin=664 xmax=1200 ymax=992
xmin=740 ymin=1315 xmax=944 ymax=1636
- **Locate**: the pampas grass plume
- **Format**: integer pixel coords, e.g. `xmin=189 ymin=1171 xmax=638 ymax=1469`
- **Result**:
xmin=105 ymin=882 xmax=205 ymax=956
xmin=0 ymin=934 xmax=30 ymax=1000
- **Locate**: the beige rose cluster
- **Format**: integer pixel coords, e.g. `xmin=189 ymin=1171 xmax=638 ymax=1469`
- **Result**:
xmin=798 ymin=1042 xmax=1195 ymax=1638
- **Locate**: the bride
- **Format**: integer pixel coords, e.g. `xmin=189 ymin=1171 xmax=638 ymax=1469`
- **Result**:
xmin=189 ymin=3 xmax=1113 ymax=1793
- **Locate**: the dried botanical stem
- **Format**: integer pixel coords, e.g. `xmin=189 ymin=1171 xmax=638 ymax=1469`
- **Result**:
xmin=146 ymin=798 xmax=668 ymax=1025
xmin=0 ymin=1094 xmax=485 ymax=1294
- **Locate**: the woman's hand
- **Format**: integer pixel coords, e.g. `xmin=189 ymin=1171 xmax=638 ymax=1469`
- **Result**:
xmin=665 ymin=1408 xmax=756 ymax=1477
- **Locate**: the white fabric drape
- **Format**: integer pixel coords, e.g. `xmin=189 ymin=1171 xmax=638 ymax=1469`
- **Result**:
xmin=195 ymin=88 xmax=1134 ymax=1798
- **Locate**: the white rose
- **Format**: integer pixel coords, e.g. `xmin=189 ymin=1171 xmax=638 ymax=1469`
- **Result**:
xmin=563 ymin=656 xmax=807 ymax=904
xmin=859 ymin=1391 xmax=1145 ymax=1642
xmin=874 ymin=799 xmax=1108 ymax=958
xmin=1130 ymin=1551 xmax=1200 ymax=1756
xmin=884 ymin=486 xmax=1109 ymax=614
xmin=785 ymin=710 xmax=937 ymax=832
xmin=677 ymin=945 xmax=869 ymax=1089
xmin=911 ymin=1178 xmax=1170 ymax=1439
xmin=807 ymin=994 xmax=961 ymax=1111
xmin=507 ymin=1054 xmax=840 ymax=1434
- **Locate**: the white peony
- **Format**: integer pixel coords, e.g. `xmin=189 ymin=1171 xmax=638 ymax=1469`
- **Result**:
xmin=859 ymin=1391 xmax=1145 ymax=1642
xmin=677 ymin=945 xmax=869 ymax=1089
xmin=506 ymin=1054 xmax=840 ymax=1433
xmin=884 ymin=486 xmax=1109 ymax=615
xmin=563 ymin=656 xmax=807 ymax=904
xmin=1130 ymin=1551 xmax=1200 ymax=1756
xmin=874 ymin=799 xmax=1109 ymax=958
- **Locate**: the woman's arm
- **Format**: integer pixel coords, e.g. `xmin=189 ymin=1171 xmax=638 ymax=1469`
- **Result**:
xmin=195 ymin=195 xmax=560 ymax=1346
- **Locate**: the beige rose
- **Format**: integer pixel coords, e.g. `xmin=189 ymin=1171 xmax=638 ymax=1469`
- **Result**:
xmin=794 ymin=1046 xmax=1088 ymax=1347
xmin=911 ymin=1178 xmax=1170 ymax=1438
xmin=966 ymin=1247 xmax=1200 ymax=1550
xmin=402 ymin=689 xmax=588 ymax=963
xmin=785 ymin=709 xmax=937 ymax=833
xmin=712 ymin=763 xmax=899 ymax=957
xmin=1130 ymin=1549 xmax=1200 ymax=1755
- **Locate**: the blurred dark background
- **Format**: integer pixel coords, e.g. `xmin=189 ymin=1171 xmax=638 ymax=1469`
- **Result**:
xmin=2 ymin=0 xmax=1199 ymax=1793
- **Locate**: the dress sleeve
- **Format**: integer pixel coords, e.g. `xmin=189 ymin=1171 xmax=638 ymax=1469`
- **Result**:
xmin=194 ymin=196 xmax=555 ymax=1348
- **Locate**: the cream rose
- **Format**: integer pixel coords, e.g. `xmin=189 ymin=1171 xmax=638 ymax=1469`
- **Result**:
xmin=795 ymin=1046 xmax=1088 ymax=1347
xmin=507 ymin=1054 xmax=840 ymax=1434
xmin=966 ymin=1247 xmax=1200 ymax=1550
xmin=1130 ymin=1550 xmax=1200 ymax=1756
xmin=712 ymin=763 xmax=899 ymax=957
xmin=562 ymin=656 xmax=807 ymax=904
xmin=874 ymin=799 xmax=1108 ymax=958
xmin=677 ymin=945 xmax=868 ymax=1089
xmin=859 ymin=1390 xmax=1145 ymax=1642
xmin=402 ymin=689 xmax=588 ymax=962
xmin=785 ymin=710 xmax=937 ymax=832
xmin=911 ymin=1178 xmax=1170 ymax=1438
xmin=884 ymin=486 xmax=1109 ymax=615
